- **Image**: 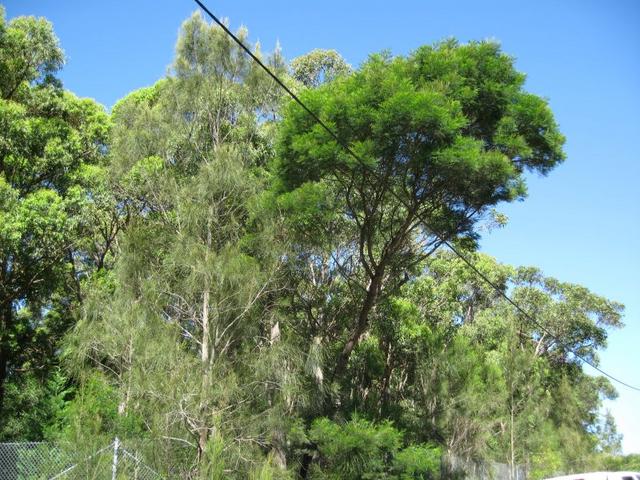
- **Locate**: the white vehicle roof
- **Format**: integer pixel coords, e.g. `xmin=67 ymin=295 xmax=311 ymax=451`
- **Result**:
xmin=545 ymin=472 xmax=640 ymax=480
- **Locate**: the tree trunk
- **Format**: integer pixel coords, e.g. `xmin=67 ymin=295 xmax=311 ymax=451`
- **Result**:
xmin=298 ymin=452 xmax=313 ymax=480
xmin=330 ymin=212 xmax=414 ymax=387
xmin=118 ymin=338 xmax=134 ymax=415
xmin=198 ymin=288 xmax=211 ymax=459
xmin=378 ymin=341 xmax=394 ymax=417
xmin=0 ymin=343 xmax=6 ymax=417
xmin=198 ymin=222 xmax=212 ymax=461
xmin=331 ymin=267 xmax=384 ymax=383
xmin=510 ymin=385 xmax=516 ymax=480
xmin=201 ymin=289 xmax=210 ymax=366
xmin=268 ymin=320 xmax=288 ymax=470
xmin=271 ymin=429 xmax=287 ymax=470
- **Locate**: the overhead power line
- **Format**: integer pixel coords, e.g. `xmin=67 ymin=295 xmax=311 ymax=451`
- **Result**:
xmin=193 ymin=0 xmax=640 ymax=393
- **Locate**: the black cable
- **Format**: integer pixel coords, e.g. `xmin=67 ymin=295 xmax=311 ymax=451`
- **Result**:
xmin=193 ymin=0 xmax=370 ymax=166
xmin=193 ymin=0 xmax=640 ymax=392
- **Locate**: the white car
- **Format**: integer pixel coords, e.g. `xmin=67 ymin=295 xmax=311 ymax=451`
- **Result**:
xmin=545 ymin=472 xmax=640 ymax=480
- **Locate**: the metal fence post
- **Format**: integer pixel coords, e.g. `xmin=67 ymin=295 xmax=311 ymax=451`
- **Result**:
xmin=112 ymin=437 xmax=120 ymax=480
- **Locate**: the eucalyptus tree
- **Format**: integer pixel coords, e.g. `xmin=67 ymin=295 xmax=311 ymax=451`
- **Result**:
xmin=290 ymin=49 xmax=352 ymax=88
xmin=0 ymin=8 xmax=109 ymax=437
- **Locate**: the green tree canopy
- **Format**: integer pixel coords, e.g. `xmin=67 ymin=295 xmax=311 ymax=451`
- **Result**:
xmin=0 ymin=7 xmax=109 ymax=438
xmin=290 ymin=49 xmax=352 ymax=88
xmin=274 ymin=39 xmax=566 ymax=402
xmin=1 ymin=7 xmax=628 ymax=479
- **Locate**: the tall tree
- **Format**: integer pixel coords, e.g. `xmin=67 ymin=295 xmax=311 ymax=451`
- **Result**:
xmin=0 ymin=7 xmax=109 ymax=437
xmin=275 ymin=40 xmax=566 ymax=406
xmin=67 ymin=12 xmax=292 ymax=477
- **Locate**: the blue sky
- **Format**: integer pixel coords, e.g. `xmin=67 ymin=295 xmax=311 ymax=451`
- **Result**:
xmin=4 ymin=0 xmax=639 ymax=454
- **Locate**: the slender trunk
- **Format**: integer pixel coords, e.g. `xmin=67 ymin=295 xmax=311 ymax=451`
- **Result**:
xmin=378 ymin=342 xmax=393 ymax=417
xmin=269 ymin=320 xmax=287 ymax=470
xmin=510 ymin=384 xmax=516 ymax=480
xmin=331 ymin=212 xmax=416 ymax=385
xmin=331 ymin=267 xmax=384 ymax=383
xmin=0 ymin=353 xmax=6 ymax=417
xmin=510 ymin=407 xmax=515 ymax=480
xmin=534 ymin=333 xmax=546 ymax=356
xmin=201 ymin=289 xmax=210 ymax=366
xmin=465 ymin=303 xmax=474 ymax=324
xmin=299 ymin=452 xmax=312 ymax=480
xmin=198 ymin=288 xmax=211 ymax=459
xmin=198 ymin=222 xmax=212 ymax=460
xmin=271 ymin=429 xmax=287 ymax=470
xmin=118 ymin=337 xmax=133 ymax=415
xmin=67 ymin=249 xmax=83 ymax=304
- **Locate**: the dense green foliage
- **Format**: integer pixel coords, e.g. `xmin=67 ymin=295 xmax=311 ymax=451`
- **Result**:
xmin=0 ymin=7 xmax=634 ymax=480
xmin=0 ymin=6 xmax=110 ymax=440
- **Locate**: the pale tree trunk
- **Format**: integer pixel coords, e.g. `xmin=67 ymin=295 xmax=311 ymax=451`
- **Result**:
xmin=118 ymin=337 xmax=134 ymax=415
xmin=510 ymin=400 xmax=516 ymax=480
xmin=269 ymin=320 xmax=288 ymax=470
xmin=198 ymin=222 xmax=213 ymax=461
xmin=201 ymin=288 xmax=211 ymax=367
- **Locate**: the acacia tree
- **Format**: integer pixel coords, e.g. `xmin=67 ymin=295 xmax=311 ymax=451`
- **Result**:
xmin=0 ymin=8 xmax=109 ymax=437
xmin=275 ymin=40 xmax=566 ymax=403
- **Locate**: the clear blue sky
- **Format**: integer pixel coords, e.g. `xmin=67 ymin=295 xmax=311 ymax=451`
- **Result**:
xmin=4 ymin=0 xmax=639 ymax=454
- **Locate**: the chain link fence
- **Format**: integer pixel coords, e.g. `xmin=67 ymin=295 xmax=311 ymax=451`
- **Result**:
xmin=0 ymin=438 xmax=162 ymax=480
xmin=2 ymin=441 xmax=529 ymax=479
xmin=0 ymin=442 xmax=70 ymax=480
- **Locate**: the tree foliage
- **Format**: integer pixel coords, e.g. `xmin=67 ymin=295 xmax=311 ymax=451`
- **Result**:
xmin=0 ymin=7 xmax=631 ymax=480
xmin=275 ymin=39 xmax=566 ymax=418
xmin=0 ymin=7 xmax=109 ymax=438
xmin=290 ymin=49 xmax=351 ymax=88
